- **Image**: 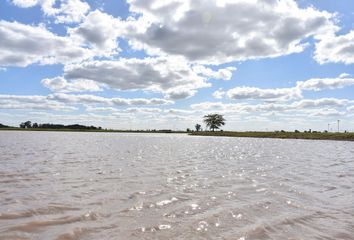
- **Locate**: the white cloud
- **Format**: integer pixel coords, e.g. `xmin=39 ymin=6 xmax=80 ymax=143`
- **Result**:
xmin=48 ymin=93 xmax=173 ymax=106
xmin=165 ymin=88 xmax=197 ymax=100
xmin=0 ymin=93 xmax=173 ymax=113
xmin=293 ymin=98 xmax=349 ymax=109
xmin=193 ymin=66 xmax=236 ymax=80
xmin=310 ymin=109 xmax=345 ymax=117
xmin=315 ymin=30 xmax=354 ymax=65
xmin=296 ymin=76 xmax=354 ymax=91
xmin=0 ymin=20 xmax=92 ymax=67
xmin=11 ymin=0 xmax=39 ymax=8
xmin=0 ymin=94 xmax=76 ymax=111
xmin=221 ymin=74 xmax=354 ymax=101
xmin=212 ymin=89 xmax=225 ymax=99
xmin=11 ymin=0 xmax=90 ymax=24
xmin=126 ymin=0 xmax=337 ymax=64
xmin=339 ymin=73 xmax=351 ymax=78
xmin=64 ymin=57 xmax=211 ymax=99
xmin=69 ymin=10 xmax=123 ymax=56
xmin=41 ymin=77 xmax=104 ymax=92
xmin=191 ymin=98 xmax=351 ymax=113
xmin=226 ymin=86 xmax=302 ymax=101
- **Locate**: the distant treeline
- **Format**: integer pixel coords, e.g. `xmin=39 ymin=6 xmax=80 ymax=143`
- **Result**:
xmin=19 ymin=121 xmax=102 ymax=130
xmin=0 ymin=123 xmax=10 ymax=128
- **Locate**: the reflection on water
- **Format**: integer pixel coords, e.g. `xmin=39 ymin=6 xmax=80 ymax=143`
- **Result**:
xmin=0 ymin=131 xmax=353 ymax=239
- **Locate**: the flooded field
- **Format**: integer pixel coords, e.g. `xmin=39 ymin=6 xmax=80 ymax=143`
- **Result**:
xmin=0 ymin=131 xmax=353 ymax=240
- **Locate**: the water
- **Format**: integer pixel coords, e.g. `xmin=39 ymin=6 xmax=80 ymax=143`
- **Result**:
xmin=0 ymin=131 xmax=353 ymax=240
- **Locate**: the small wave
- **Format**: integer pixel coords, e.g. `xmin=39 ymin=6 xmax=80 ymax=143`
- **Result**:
xmin=0 ymin=205 xmax=80 ymax=220
xmin=141 ymin=224 xmax=172 ymax=232
xmin=156 ymin=197 xmax=178 ymax=207
xmin=55 ymin=227 xmax=89 ymax=240
xmin=9 ymin=211 xmax=98 ymax=233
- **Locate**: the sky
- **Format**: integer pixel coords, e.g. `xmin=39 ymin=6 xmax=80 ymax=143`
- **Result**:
xmin=0 ymin=0 xmax=354 ymax=131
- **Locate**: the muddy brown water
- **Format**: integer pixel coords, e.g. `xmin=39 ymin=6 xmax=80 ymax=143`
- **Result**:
xmin=0 ymin=131 xmax=353 ymax=240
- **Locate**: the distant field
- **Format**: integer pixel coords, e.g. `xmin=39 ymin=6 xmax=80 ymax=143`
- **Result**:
xmin=190 ymin=131 xmax=354 ymax=141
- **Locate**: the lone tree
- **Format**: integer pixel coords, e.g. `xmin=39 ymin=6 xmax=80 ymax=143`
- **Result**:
xmin=195 ymin=123 xmax=201 ymax=132
xmin=203 ymin=114 xmax=225 ymax=131
xmin=20 ymin=121 xmax=32 ymax=129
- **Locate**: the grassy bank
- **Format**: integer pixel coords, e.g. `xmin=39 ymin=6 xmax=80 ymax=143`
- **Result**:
xmin=190 ymin=131 xmax=354 ymax=141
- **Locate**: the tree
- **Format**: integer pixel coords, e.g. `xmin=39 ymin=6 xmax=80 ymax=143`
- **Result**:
xmin=32 ymin=123 xmax=39 ymax=128
xmin=203 ymin=114 xmax=225 ymax=131
xmin=20 ymin=121 xmax=32 ymax=128
xmin=195 ymin=124 xmax=201 ymax=132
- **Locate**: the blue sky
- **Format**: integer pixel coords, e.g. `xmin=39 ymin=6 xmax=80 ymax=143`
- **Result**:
xmin=0 ymin=0 xmax=354 ymax=131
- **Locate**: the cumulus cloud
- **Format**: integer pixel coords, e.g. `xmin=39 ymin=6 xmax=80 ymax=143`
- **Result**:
xmin=11 ymin=0 xmax=38 ymax=7
xmin=226 ymin=86 xmax=302 ymax=101
xmin=126 ymin=0 xmax=337 ymax=64
xmin=0 ymin=20 xmax=92 ymax=67
xmin=221 ymin=74 xmax=354 ymax=101
xmin=41 ymin=77 xmax=104 ymax=92
xmin=0 ymin=93 xmax=173 ymax=112
xmin=296 ymin=76 xmax=354 ymax=91
xmin=315 ymin=30 xmax=354 ymax=65
xmin=0 ymin=94 xmax=76 ymax=111
xmin=11 ymin=0 xmax=90 ymax=24
xmin=191 ymin=98 xmax=351 ymax=113
xmin=193 ymin=66 xmax=236 ymax=80
xmin=213 ymin=89 xmax=226 ymax=99
xmin=48 ymin=93 xmax=173 ymax=106
xmin=165 ymin=88 xmax=197 ymax=100
xmin=69 ymin=10 xmax=123 ymax=56
xmin=293 ymin=98 xmax=349 ymax=109
xmin=310 ymin=109 xmax=345 ymax=117
xmin=64 ymin=57 xmax=211 ymax=98
xmin=339 ymin=73 xmax=351 ymax=78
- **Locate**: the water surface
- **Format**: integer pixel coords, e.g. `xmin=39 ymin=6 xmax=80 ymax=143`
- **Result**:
xmin=0 ymin=131 xmax=353 ymax=239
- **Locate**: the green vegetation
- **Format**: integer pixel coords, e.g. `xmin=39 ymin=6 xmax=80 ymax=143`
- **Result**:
xmin=0 ymin=121 xmax=185 ymax=133
xmin=0 ymin=127 xmax=186 ymax=133
xmin=19 ymin=121 xmax=102 ymax=130
xmin=195 ymin=123 xmax=201 ymax=132
xmin=190 ymin=131 xmax=354 ymax=141
xmin=0 ymin=123 xmax=11 ymax=128
xmin=203 ymin=114 xmax=225 ymax=131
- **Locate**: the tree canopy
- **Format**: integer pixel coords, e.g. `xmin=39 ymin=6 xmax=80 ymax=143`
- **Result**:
xmin=0 ymin=123 xmax=10 ymax=128
xmin=19 ymin=122 xmax=101 ymax=130
xmin=203 ymin=114 xmax=225 ymax=131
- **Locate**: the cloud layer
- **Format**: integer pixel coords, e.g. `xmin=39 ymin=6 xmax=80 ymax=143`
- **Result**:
xmin=0 ymin=20 xmax=92 ymax=67
xmin=11 ymin=0 xmax=90 ymax=23
xmin=127 ymin=0 xmax=336 ymax=64
xmin=63 ymin=57 xmax=215 ymax=98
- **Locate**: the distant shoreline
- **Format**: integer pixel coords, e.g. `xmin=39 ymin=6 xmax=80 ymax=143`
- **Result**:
xmin=190 ymin=131 xmax=354 ymax=141
xmin=0 ymin=128 xmax=185 ymax=134
xmin=1 ymin=128 xmax=354 ymax=141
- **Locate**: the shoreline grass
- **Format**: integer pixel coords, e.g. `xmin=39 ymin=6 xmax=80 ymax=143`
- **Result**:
xmin=189 ymin=131 xmax=354 ymax=141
